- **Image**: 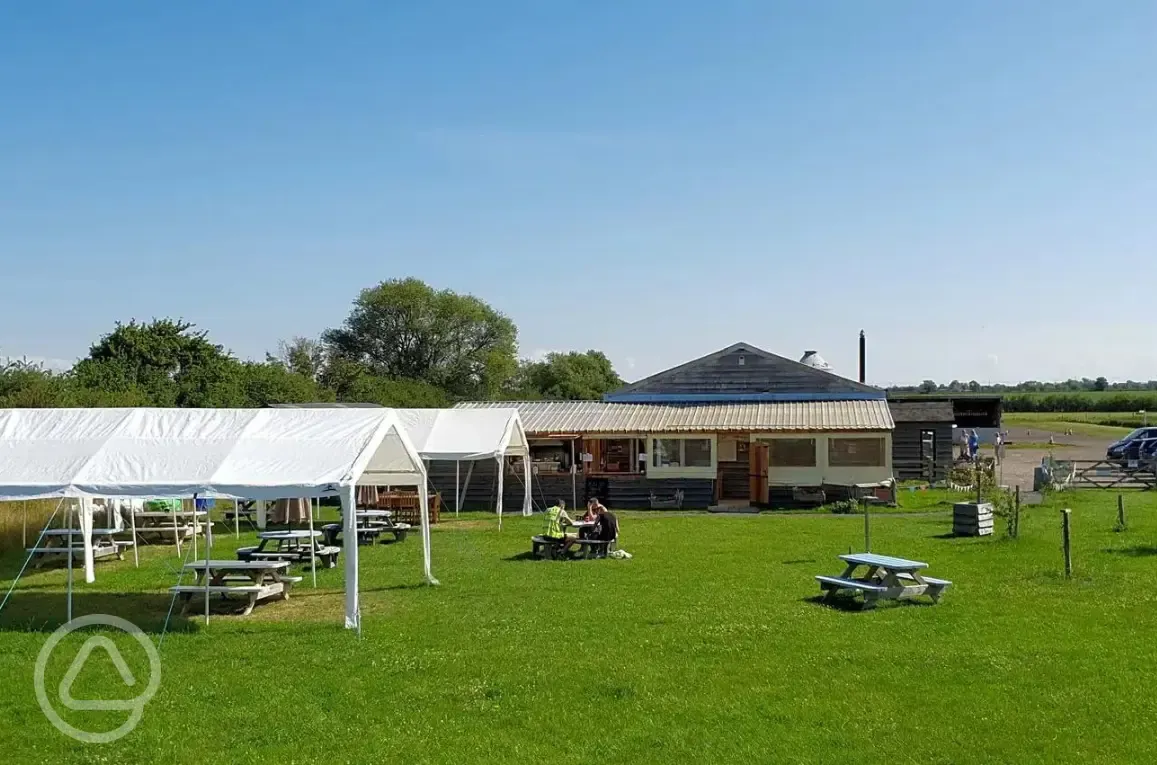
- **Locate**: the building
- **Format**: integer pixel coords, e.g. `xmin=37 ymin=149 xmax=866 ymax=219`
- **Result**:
xmin=885 ymin=394 xmax=1004 ymax=482
xmin=886 ymin=399 xmax=955 ymax=482
xmin=456 ymin=342 xmax=896 ymax=509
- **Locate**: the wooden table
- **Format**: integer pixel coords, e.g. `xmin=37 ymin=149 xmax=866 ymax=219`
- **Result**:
xmin=237 ymin=530 xmax=340 ymax=568
xmin=171 ymin=560 xmax=301 ymax=615
xmin=567 ymin=520 xmax=596 ymax=539
xmin=133 ymin=511 xmax=208 ymax=546
xmin=816 ymin=553 xmax=952 ymax=609
xmin=27 ymin=528 xmax=134 ymax=568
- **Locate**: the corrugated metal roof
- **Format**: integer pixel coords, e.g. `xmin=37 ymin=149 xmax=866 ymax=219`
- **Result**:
xmin=455 ymin=399 xmax=893 ymax=434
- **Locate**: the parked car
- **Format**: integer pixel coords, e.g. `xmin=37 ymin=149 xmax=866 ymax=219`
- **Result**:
xmin=1106 ymin=427 xmax=1157 ymax=461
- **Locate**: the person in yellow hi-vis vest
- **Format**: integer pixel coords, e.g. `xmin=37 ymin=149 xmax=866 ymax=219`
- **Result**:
xmin=543 ymin=498 xmax=578 ymax=555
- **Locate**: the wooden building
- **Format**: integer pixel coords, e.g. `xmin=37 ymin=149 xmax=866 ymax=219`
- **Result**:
xmin=887 ymin=400 xmax=955 ymax=482
xmin=457 ymin=342 xmax=896 ymax=509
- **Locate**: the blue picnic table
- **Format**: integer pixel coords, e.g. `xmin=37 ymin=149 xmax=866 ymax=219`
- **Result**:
xmin=816 ymin=552 xmax=951 ymax=608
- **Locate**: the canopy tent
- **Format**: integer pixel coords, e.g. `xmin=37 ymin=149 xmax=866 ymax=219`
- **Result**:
xmin=0 ymin=407 xmax=435 ymax=631
xmin=395 ymin=408 xmax=532 ymax=528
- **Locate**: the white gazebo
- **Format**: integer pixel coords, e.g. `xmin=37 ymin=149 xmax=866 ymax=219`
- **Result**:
xmin=396 ymin=408 xmax=532 ymax=528
xmin=0 ymin=407 xmax=433 ymax=632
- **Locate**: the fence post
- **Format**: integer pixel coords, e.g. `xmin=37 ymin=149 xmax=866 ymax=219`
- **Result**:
xmin=1061 ymin=509 xmax=1072 ymax=579
xmin=863 ymin=500 xmax=871 ymax=553
xmin=1013 ymin=485 xmax=1021 ymax=539
xmin=1116 ymin=494 xmax=1126 ymax=532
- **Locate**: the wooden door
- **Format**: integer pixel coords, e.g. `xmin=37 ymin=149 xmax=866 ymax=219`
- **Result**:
xmin=749 ymin=443 xmax=769 ymax=504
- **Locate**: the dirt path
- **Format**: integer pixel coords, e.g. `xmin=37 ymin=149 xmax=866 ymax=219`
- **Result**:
xmin=990 ymin=426 xmax=1110 ymax=490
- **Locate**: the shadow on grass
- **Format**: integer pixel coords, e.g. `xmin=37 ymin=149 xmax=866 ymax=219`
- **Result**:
xmin=503 ymin=551 xmax=541 ymax=563
xmin=802 ymin=595 xmax=936 ymax=612
xmin=931 ymin=532 xmax=960 ymax=540
xmin=0 ymin=592 xmax=198 ymax=634
xmin=1104 ymin=545 xmax=1157 ymax=557
xmin=782 ymin=559 xmax=817 ymax=565
xmin=360 ymin=583 xmax=431 ymax=593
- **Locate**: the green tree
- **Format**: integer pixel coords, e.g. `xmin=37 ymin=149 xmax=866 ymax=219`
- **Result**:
xmin=1094 ymin=376 xmax=1108 ymax=391
xmin=238 ymin=361 xmax=334 ymax=407
xmin=72 ymin=319 xmax=243 ymax=407
xmin=511 ymin=350 xmax=624 ymax=400
xmin=918 ymin=379 xmax=937 ymax=394
xmin=320 ymin=357 xmax=449 ymax=407
xmin=268 ymin=337 xmax=326 ymax=381
xmin=323 ymin=278 xmax=518 ymax=400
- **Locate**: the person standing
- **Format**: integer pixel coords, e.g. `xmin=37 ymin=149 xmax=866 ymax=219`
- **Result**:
xmin=994 ymin=431 xmax=1004 ymax=464
xmin=968 ymin=429 xmax=980 ymax=461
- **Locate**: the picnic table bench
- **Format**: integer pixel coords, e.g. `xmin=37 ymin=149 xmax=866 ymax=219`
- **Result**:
xmin=27 ymin=529 xmax=134 ymax=568
xmin=133 ymin=510 xmax=208 ymax=546
xmin=171 ymin=560 xmax=302 ymax=615
xmin=816 ymin=553 xmax=951 ymax=609
xmin=237 ymin=531 xmax=340 ymax=568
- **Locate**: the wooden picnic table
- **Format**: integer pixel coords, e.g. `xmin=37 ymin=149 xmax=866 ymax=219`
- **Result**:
xmin=237 ymin=530 xmax=340 ymax=568
xmin=567 ymin=520 xmax=596 ymax=539
xmin=816 ymin=553 xmax=952 ymax=609
xmin=27 ymin=528 xmax=134 ymax=568
xmin=133 ymin=510 xmax=208 ymax=546
xmin=171 ymin=559 xmax=301 ymax=615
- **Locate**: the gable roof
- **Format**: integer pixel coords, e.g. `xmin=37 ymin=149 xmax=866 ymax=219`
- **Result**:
xmin=888 ymin=400 xmax=955 ymax=423
xmin=606 ymin=342 xmax=882 ymax=402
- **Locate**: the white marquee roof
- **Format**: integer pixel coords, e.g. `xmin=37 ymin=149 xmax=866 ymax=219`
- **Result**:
xmin=395 ymin=407 xmax=530 ymax=461
xmin=0 ymin=407 xmax=428 ymax=500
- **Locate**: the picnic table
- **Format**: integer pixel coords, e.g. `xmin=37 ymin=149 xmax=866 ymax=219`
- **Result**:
xmin=170 ymin=560 xmax=302 ymax=615
xmin=237 ymin=530 xmax=340 ymax=568
xmin=133 ymin=510 xmax=208 ymax=545
xmin=27 ymin=528 xmax=134 ymax=568
xmin=567 ymin=520 xmax=596 ymax=539
xmin=815 ymin=553 xmax=952 ymax=609
xmin=321 ymin=510 xmax=410 ymax=546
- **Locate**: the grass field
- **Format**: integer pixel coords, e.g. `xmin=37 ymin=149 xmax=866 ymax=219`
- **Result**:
xmin=3 ymin=491 xmax=1157 ymax=764
xmin=1003 ymin=411 xmax=1144 ymax=438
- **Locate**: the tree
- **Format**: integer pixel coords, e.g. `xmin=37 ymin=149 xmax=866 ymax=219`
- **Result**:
xmin=268 ymin=337 xmax=326 ymax=381
xmin=918 ymin=379 xmax=937 ymax=394
xmin=510 ymin=351 xmax=624 ymax=400
xmin=968 ymin=380 xmax=981 ymax=393
xmin=72 ymin=319 xmax=243 ymax=407
xmin=238 ymin=361 xmax=334 ymax=407
xmin=1094 ymin=376 xmax=1108 ymax=391
xmin=323 ymin=278 xmax=518 ymax=400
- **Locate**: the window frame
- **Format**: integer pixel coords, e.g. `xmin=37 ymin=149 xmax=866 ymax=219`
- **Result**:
xmin=827 ymin=436 xmax=887 ymax=468
xmin=766 ymin=437 xmax=817 ymax=468
xmin=651 ymin=437 xmax=713 ymax=469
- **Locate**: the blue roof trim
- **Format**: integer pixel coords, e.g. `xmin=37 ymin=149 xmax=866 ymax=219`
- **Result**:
xmin=603 ymin=392 xmax=887 ymax=403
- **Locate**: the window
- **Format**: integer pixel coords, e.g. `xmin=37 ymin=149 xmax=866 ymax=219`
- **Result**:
xmin=652 ymin=438 xmax=713 ymax=468
xmin=683 ymin=439 xmax=712 ymax=467
xmin=767 ymin=438 xmax=816 ymax=467
xmin=828 ymin=437 xmax=886 ymax=467
xmin=653 ymin=439 xmax=682 ymax=467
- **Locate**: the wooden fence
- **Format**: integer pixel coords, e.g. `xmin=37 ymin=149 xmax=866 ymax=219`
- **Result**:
xmin=1050 ymin=460 xmax=1157 ymax=491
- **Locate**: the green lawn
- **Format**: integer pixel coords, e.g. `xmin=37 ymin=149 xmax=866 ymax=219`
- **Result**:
xmin=3 ymin=492 xmax=1157 ymax=764
xmin=1003 ymin=412 xmax=1138 ymax=438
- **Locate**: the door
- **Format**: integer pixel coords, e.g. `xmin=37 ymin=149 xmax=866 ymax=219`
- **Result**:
xmin=920 ymin=430 xmax=936 ymax=481
xmin=749 ymin=443 xmax=769 ymax=504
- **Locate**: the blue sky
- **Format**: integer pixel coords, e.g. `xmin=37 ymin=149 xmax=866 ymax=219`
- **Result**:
xmin=3 ymin=1 xmax=1156 ymax=385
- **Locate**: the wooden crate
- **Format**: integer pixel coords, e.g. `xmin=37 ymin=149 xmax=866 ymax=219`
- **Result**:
xmin=953 ymin=502 xmax=994 ymax=536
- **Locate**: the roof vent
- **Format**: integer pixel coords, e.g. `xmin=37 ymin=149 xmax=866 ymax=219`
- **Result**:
xmin=738 ymin=355 xmax=745 ymax=366
xmin=799 ymin=350 xmax=831 ymax=370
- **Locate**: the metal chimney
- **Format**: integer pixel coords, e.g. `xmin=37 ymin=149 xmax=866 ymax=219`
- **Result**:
xmin=858 ymin=330 xmax=866 ymax=383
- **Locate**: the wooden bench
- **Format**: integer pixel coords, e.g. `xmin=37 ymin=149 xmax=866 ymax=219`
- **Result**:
xmin=170 ymin=583 xmax=285 ymax=616
xmin=649 ymin=489 xmax=684 ymax=510
xmin=572 ymin=538 xmax=612 ymax=559
xmin=895 ymin=572 xmax=953 ymax=602
xmin=531 ymin=535 xmax=565 ymax=560
xmin=816 ymin=575 xmax=888 ymax=595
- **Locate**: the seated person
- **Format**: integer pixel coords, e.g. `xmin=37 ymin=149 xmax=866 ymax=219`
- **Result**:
xmin=593 ymin=504 xmax=618 ymax=546
xmin=581 ymin=497 xmax=605 ymax=522
xmin=542 ymin=499 xmax=578 ymax=552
